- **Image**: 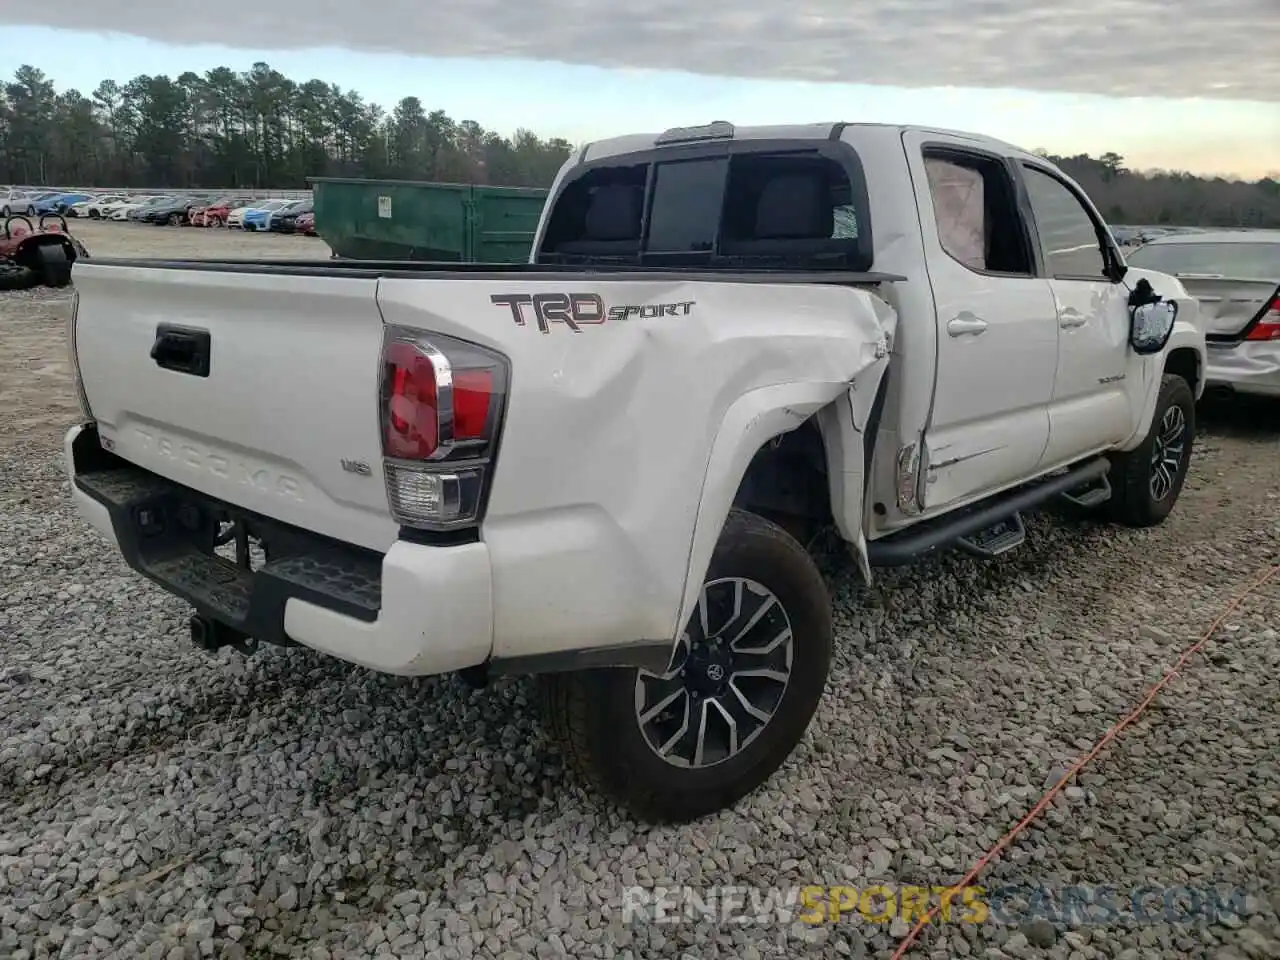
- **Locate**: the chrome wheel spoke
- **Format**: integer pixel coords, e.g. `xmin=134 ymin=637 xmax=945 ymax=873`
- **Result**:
xmin=728 ymin=676 xmax=776 ymax=724
xmin=639 ymin=686 xmax=686 ymax=726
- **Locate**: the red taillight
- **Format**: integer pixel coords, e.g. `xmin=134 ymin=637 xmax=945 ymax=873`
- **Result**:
xmin=1245 ymin=294 xmax=1280 ymax=341
xmin=380 ymin=328 xmax=508 ymax=530
xmin=384 ymin=340 xmax=441 ymax=459
xmin=453 ymin=369 xmax=495 ymax=440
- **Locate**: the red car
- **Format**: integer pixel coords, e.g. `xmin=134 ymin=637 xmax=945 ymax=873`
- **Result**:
xmin=295 ymin=211 xmax=317 ymax=236
xmin=192 ymin=197 xmax=250 ymax=228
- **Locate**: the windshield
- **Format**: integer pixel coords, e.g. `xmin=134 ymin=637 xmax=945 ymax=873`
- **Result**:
xmin=1127 ymin=240 xmax=1280 ymax=280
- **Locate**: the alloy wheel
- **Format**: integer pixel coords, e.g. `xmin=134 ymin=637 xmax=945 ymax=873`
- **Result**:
xmin=1149 ymin=404 xmax=1187 ymax=501
xmin=634 ymin=577 xmax=794 ymax=769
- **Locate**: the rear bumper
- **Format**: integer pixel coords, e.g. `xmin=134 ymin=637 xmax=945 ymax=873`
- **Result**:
xmin=1206 ymin=341 xmax=1280 ymax=398
xmin=64 ymin=423 xmax=494 ymax=676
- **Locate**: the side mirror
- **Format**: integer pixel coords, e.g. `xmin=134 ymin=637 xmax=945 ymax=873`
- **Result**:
xmin=1130 ymin=299 xmax=1177 ymax=355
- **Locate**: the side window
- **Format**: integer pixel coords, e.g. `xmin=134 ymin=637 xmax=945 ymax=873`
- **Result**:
xmin=720 ymin=154 xmax=859 ymax=246
xmin=1021 ymin=165 xmax=1110 ymax=280
xmin=922 ymin=152 xmax=1032 ymax=276
xmin=539 ymin=163 xmax=647 ymax=256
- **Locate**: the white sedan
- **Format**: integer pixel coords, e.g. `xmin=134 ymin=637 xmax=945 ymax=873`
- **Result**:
xmin=69 ymin=195 xmax=131 ymax=219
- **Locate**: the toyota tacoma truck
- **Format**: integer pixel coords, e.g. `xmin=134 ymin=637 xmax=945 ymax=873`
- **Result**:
xmin=64 ymin=121 xmax=1206 ymax=822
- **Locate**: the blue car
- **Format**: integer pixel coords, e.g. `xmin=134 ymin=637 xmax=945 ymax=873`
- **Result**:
xmin=242 ymin=207 xmax=271 ymax=231
xmin=239 ymin=199 xmax=296 ymax=232
xmin=34 ymin=192 xmax=92 ymax=215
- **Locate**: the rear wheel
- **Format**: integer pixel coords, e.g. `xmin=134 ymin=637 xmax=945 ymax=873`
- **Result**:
xmin=1107 ymin=374 xmax=1195 ymax=527
xmin=540 ymin=509 xmax=832 ymax=822
xmin=167 ymin=212 xmax=183 ymax=226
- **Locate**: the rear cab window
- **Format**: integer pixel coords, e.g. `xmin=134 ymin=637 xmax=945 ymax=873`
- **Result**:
xmin=537 ymin=137 xmax=874 ymax=271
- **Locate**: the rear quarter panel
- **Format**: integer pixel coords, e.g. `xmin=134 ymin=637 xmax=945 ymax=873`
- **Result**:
xmin=377 ymin=276 xmax=894 ymax=661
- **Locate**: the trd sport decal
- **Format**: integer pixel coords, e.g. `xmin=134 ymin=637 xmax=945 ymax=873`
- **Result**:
xmin=490 ymin=293 xmax=695 ymax=334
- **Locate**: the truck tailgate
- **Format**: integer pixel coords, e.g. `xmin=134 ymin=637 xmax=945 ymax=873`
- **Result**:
xmin=72 ymin=264 xmax=398 ymax=552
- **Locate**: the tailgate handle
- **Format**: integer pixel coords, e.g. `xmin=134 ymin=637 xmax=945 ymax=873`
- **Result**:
xmin=151 ymin=324 xmax=211 ymax=377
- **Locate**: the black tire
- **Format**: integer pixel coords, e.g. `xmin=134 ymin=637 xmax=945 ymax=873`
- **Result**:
xmin=32 ymin=244 xmax=72 ymax=288
xmin=1107 ymin=374 xmax=1195 ymax=527
xmin=0 ymin=262 xmax=37 ymax=291
xmin=539 ymin=508 xmax=833 ymax=822
xmin=89 ymin=209 xmax=100 ymax=219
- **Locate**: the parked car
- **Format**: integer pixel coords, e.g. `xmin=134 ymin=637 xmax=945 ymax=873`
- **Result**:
xmin=64 ymin=119 xmax=1205 ymax=823
xmin=267 ymin=199 xmax=314 ymax=233
xmin=294 ymin=211 xmax=316 ymax=236
xmin=1 ymin=189 xmax=38 ymax=217
xmin=136 ymin=195 xmax=210 ymax=225
xmin=115 ymin=196 xmax=172 ymax=221
xmin=49 ymin=193 xmax=94 ymax=215
xmin=190 ymin=197 xmax=250 ymax=227
xmin=1126 ymin=230 xmax=1280 ymax=398
xmin=239 ymin=199 xmax=294 ymax=231
xmin=68 ymin=195 xmax=132 ymax=219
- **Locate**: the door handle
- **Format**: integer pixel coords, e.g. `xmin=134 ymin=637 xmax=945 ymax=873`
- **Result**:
xmin=947 ymin=315 xmax=988 ymax=337
xmin=1059 ymin=313 xmax=1088 ymax=329
xmin=151 ymin=324 xmax=212 ymax=377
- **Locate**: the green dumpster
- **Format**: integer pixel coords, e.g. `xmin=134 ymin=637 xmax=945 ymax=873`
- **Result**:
xmin=309 ymin=177 xmax=548 ymax=262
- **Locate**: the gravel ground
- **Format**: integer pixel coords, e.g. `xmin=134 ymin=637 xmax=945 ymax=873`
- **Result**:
xmin=2 ymin=224 xmax=1279 ymax=960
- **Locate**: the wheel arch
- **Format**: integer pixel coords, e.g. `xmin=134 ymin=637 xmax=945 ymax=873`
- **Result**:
xmin=674 ymin=362 xmax=890 ymax=643
xmin=1164 ymin=345 xmax=1202 ymax=400
xmin=672 ymin=382 xmax=846 ymax=643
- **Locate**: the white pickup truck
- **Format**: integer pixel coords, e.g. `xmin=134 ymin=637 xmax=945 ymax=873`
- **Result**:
xmin=64 ymin=121 xmax=1205 ymax=822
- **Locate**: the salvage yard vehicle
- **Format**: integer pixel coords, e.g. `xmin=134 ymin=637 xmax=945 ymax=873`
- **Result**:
xmin=1126 ymin=230 xmax=1280 ymax=398
xmin=64 ymin=121 xmax=1206 ymax=822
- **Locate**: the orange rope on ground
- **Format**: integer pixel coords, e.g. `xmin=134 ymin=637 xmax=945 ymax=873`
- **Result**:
xmin=890 ymin=562 xmax=1280 ymax=959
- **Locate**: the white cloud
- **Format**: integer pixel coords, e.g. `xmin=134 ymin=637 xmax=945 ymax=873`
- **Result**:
xmin=1 ymin=0 xmax=1277 ymax=101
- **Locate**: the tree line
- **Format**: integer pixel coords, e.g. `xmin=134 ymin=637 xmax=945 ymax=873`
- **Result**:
xmin=1 ymin=63 xmax=1277 ymax=228
xmin=0 ymin=63 xmax=572 ymax=191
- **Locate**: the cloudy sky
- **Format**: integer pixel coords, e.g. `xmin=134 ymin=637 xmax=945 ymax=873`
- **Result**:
xmin=2 ymin=1 xmax=1278 ymax=178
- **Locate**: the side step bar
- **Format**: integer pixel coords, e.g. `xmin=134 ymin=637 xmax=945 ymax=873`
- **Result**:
xmin=956 ymin=512 xmax=1026 ymax=558
xmin=1061 ymin=472 xmax=1113 ymax=509
xmin=866 ymin=457 xmax=1111 ymax=567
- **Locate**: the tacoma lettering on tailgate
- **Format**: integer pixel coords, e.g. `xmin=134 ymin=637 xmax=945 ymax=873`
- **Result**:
xmin=490 ymin=293 xmax=695 ymax=334
xmin=133 ymin=428 xmax=305 ymax=501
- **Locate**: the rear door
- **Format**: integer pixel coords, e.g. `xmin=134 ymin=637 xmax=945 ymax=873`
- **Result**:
xmin=1016 ymin=162 xmax=1133 ymax=466
xmin=73 ymin=264 xmax=399 ymax=552
xmin=901 ymin=130 xmax=1057 ymax=511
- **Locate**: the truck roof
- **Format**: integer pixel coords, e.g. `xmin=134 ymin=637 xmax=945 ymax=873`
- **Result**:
xmin=578 ymin=121 xmax=1041 ymax=166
